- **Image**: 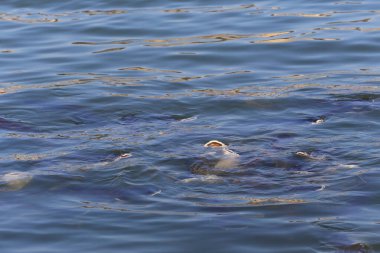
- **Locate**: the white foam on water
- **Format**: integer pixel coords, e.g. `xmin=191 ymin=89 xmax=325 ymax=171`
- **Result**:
xmin=180 ymin=175 xmax=224 ymax=184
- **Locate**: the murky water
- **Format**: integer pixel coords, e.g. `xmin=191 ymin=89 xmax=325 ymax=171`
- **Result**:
xmin=1 ymin=1 xmax=380 ymax=252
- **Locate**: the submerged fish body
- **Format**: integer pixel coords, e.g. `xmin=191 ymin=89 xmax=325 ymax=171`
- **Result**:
xmin=335 ymin=243 xmax=372 ymax=253
xmin=311 ymin=98 xmax=379 ymax=122
xmin=0 ymin=172 xmax=33 ymax=191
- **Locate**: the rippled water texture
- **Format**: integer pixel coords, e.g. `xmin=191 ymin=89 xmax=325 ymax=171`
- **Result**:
xmin=1 ymin=0 xmax=380 ymax=252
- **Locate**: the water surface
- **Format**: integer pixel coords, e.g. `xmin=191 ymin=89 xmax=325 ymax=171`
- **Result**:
xmin=0 ymin=0 xmax=380 ymax=252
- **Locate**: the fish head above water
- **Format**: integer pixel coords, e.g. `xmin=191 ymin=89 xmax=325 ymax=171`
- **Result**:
xmin=190 ymin=140 xmax=240 ymax=175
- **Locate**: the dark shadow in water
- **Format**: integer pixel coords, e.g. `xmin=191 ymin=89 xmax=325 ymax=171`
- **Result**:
xmin=0 ymin=117 xmax=34 ymax=132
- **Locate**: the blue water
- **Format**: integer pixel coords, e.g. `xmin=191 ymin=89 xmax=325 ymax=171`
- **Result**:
xmin=0 ymin=1 xmax=379 ymax=252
